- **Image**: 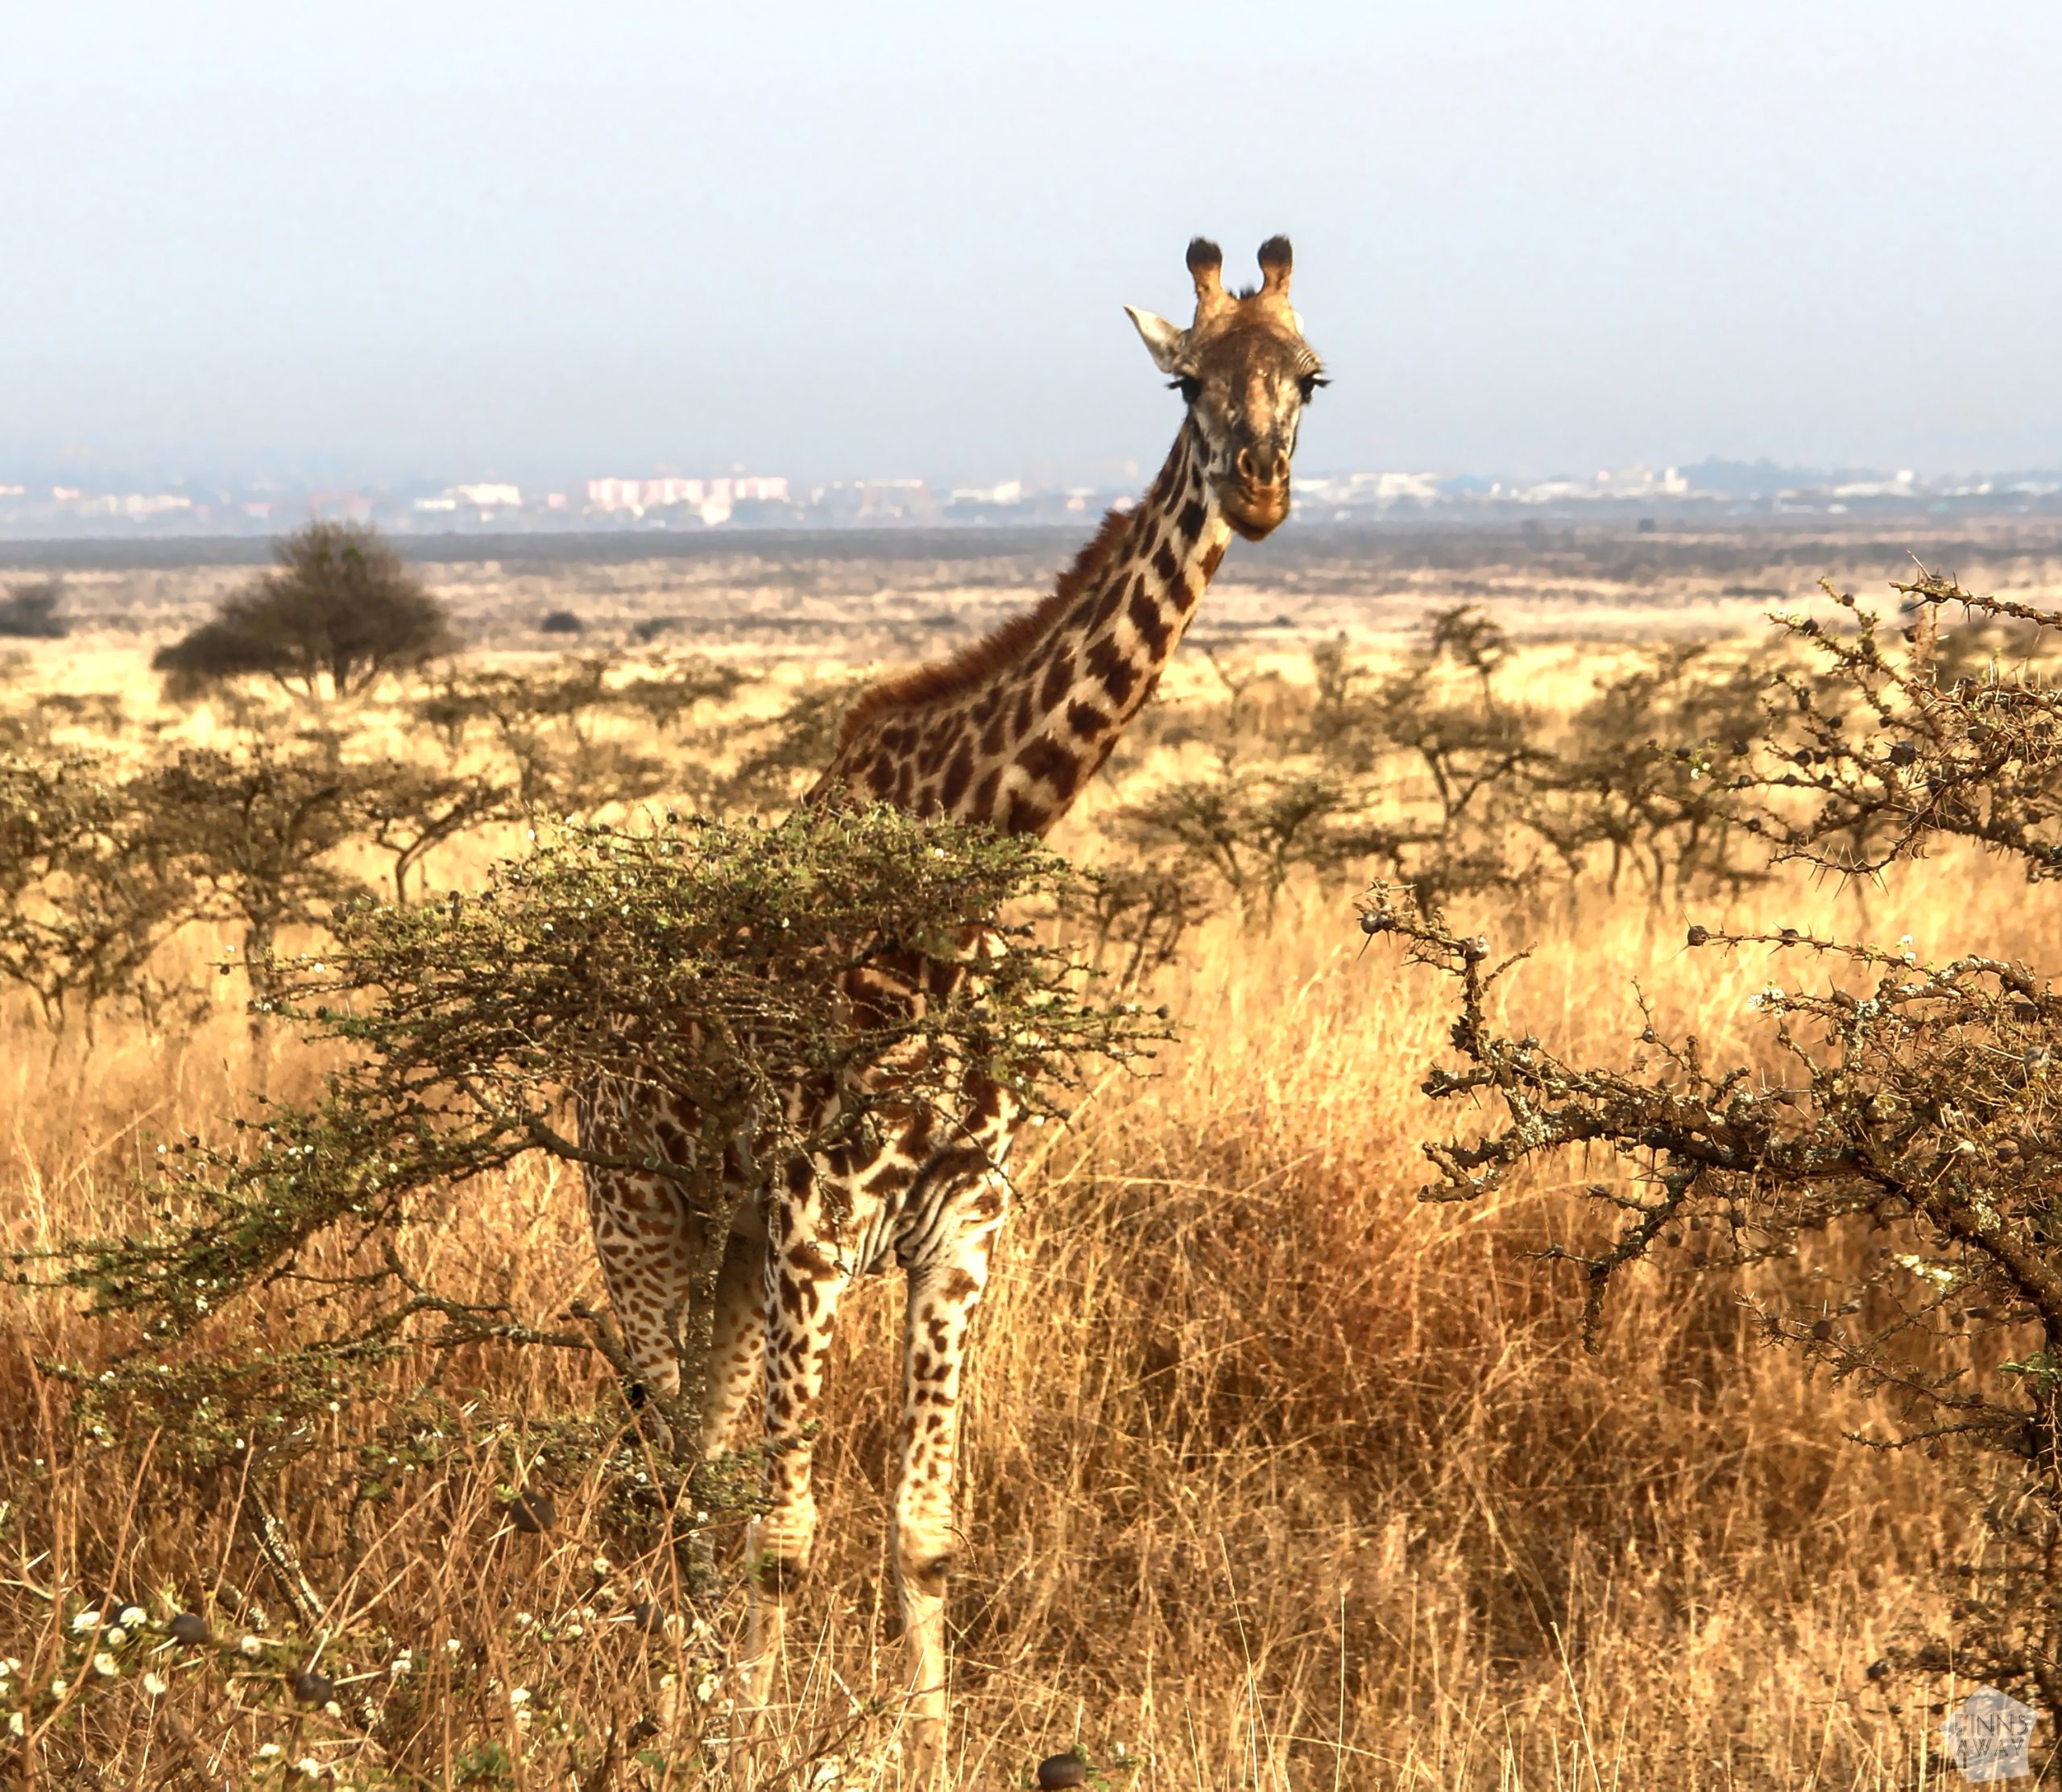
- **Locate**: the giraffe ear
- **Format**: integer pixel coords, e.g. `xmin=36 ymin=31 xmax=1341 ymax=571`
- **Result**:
xmin=1125 ymin=305 xmax=1189 ymax=375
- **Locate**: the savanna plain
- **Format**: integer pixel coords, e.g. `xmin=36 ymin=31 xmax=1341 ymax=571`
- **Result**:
xmin=6 ymin=517 xmax=2062 ymax=1790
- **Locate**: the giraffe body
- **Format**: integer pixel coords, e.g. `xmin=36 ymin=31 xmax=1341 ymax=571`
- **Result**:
xmin=578 ymin=236 xmax=1323 ymax=1782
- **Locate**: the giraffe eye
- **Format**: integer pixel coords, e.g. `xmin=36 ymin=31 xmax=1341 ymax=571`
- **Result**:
xmin=1174 ymin=375 xmax=1202 ymax=407
xmin=1297 ymin=371 xmax=1328 ymax=402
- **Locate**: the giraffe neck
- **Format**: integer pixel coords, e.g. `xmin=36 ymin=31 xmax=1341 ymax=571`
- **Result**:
xmin=818 ymin=424 xmax=1234 ymax=837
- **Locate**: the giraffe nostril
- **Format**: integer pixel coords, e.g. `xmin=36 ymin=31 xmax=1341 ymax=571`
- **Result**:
xmin=1235 ymin=447 xmax=1257 ymax=482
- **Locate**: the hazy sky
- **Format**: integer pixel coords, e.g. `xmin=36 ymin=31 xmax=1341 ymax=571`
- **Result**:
xmin=6 ymin=2 xmax=2061 ymax=484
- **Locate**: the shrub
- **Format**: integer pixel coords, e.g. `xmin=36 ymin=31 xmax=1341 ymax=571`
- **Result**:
xmin=538 ymin=608 xmax=585 ymax=635
xmin=0 ymin=578 xmax=68 ymax=639
xmin=152 ymin=523 xmax=454 ymax=701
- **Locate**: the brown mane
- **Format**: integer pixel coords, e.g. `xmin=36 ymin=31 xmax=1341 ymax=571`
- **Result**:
xmin=830 ymin=500 xmax=1140 ymax=756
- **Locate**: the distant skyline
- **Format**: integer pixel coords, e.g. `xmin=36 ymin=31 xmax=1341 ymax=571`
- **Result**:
xmin=6 ymin=2 xmax=2061 ymax=485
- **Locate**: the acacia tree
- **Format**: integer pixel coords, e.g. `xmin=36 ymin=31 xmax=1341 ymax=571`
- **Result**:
xmin=1368 ymin=573 xmax=2062 ymax=1724
xmin=0 ymin=751 xmax=201 ymax=1029
xmin=142 ymin=745 xmax=383 ymax=1004
xmin=153 ymin=523 xmax=454 ymax=701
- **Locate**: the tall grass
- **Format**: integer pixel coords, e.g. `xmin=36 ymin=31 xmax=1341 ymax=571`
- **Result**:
xmin=0 ymin=642 xmax=2045 ymax=1788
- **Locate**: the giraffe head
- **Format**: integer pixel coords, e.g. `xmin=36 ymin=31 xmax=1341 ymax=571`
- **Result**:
xmin=1126 ymin=235 xmax=1325 ymax=540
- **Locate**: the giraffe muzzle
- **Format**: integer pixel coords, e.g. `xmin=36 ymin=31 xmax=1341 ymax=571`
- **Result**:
xmin=1223 ymin=445 xmax=1291 ymax=539
xmin=1222 ymin=479 xmax=1291 ymax=540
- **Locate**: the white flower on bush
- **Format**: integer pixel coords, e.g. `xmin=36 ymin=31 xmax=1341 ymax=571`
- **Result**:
xmin=118 ymin=1606 xmax=147 ymax=1630
xmin=92 ymin=1652 xmax=118 ymax=1678
xmin=70 ymin=1611 xmax=101 ymax=1634
xmin=239 ymin=1634 xmax=264 ymax=1657
xmin=142 ymin=1672 xmax=168 ymax=1697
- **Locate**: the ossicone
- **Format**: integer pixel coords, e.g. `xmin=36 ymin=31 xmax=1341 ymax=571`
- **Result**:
xmin=1257 ymin=235 xmax=1293 ymax=297
xmin=1186 ymin=236 xmax=1230 ymax=324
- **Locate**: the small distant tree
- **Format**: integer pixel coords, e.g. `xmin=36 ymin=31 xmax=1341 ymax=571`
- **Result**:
xmin=143 ymin=746 xmax=382 ymax=1002
xmin=153 ymin=523 xmax=454 ymax=701
xmin=538 ymin=608 xmax=584 ymax=635
xmin=717 ymin=677 xmax=870 ymax=814
xmin=0 ymin=579 xmax=68 ymax=639
xmin=0 ymin=752 xmax=201 ymax=1029
xmin=360 ymin=763 xmax=519 ymax=905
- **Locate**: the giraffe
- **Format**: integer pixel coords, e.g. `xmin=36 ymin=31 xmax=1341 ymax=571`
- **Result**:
xmin=579 ymin=234 xmax=1324 ymax=1781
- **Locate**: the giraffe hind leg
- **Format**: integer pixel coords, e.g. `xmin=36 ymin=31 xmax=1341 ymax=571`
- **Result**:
xmin=740 ymin=1188 xmax=851 ymax=1737
xmin=699 ymin=1222 xmax=766 ymax=1459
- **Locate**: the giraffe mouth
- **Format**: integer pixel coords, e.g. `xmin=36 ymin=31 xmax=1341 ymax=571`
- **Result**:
xmin=1220 ymin=481 xmax=1291 ymax=541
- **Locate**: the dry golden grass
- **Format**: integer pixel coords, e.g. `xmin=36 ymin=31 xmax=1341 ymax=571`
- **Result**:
xmin=2 ymin=590 xmax=2054 ymax=1788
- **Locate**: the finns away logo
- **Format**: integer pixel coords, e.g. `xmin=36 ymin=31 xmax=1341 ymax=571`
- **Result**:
xmin=1942 ymin=1686 xmax=2037 ymax=1783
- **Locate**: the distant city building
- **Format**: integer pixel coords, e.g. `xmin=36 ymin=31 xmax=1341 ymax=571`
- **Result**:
xmin=584 ymin=474 xmax=790 ymax=524
xmin=810 ymin=478 xmax=934 ymax=524
xmin=5 ymin=457 xmax=2061 ymax=541
xmin=76 ymin=492 xmax=196 ymax=519
xmin=1831 ymin=469 xmax=1917 ymax=499
xmin=1293 ymin=471 xmax=1443 ymax=509
xmin=452 ymin=482 xmax=522 ymax=507
xmin=949 ymin=479 xmax=1023 ymax=507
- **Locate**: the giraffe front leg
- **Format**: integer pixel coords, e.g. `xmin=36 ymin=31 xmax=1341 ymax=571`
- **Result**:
xmin=582 ymin=1165 xmax=694 ymax=1448
xmin=741 ymin=1210 xmax=851 ymax=1731
xmin=700 ymin=1221 xmax=766 ymax=1459
xmin=895 ymin=1198 xmax=1003 ymax=1785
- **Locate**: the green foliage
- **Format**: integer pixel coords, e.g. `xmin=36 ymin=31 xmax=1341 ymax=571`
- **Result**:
xmin=1117 ymin=766 xmax=1412 ymax=916
xmin=0 ymin=742 xmax=520 ymax=1027
xmin=153 ymin=523 xmax=454 ymax=701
